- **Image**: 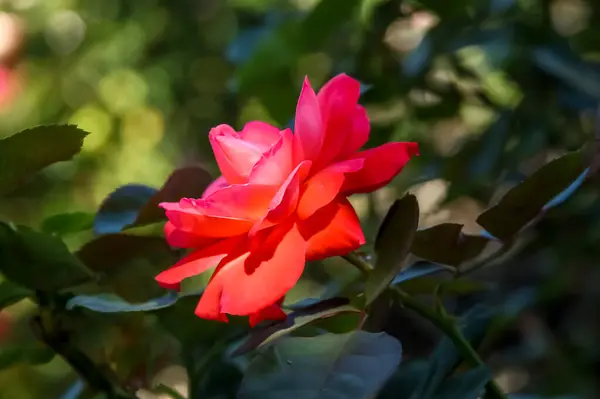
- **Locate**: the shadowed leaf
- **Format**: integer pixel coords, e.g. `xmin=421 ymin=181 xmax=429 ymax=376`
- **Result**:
xmin=238 ymin=331 xmax=402 ymax=399
xmin=367 ymin=194 xmax=419 ymax=304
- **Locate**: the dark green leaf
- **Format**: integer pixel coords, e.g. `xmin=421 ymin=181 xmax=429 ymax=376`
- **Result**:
xmin=233 ymin=298 xmax=362 ymax=356
xmin=0 ymin=222 xmax=93 ymax=292
xmin=477 ymin=150 xmax=588 ymax=241
xmin=134 ymin=166 xmax=213 ymax=225
xmin=0 ymin=343 xmax=55 ymax=370
xmin=391 ymin=262 xmax=450 ymax=285
xmin=0 ymin=125 xmax=88 ymax=195
xmin=94 ymin=184 xmax=157 ymax=235
xmin=400 ymin=277 xmax=492 ymax=296
xmin=377 ymin=360 xmax=431 ymax=399
xmin=0 ymin=280 xmax=34 ymax=310
xmin=434 ymin=366 xmax=491 ymax=399
xmin=367 ymin=194 xmax=419 ymax=304
xmin=411 ymin=224 xmax=490 ymax=267
xmin=238 ymin=331 xmax=402 ymax=399
xmin=41 ymin=212 xmax=95 ymax=236
xmin=419 ymin=305 xmax=496 ymax=398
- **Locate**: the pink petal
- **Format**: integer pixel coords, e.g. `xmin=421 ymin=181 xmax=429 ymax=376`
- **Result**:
xmin=202 ymin=183 xmax=278 ymax=221
xmin=294 ymin=77 xmax=323 ymax=162
xmin=299 ymin=197 xmax=366 ymax=261
xmin=249 ymin=160 xmax=311 ymax=235
xmin=155 ymin=237 xmax=242 ymax=290
xmin=202 ymin=176 xmax=228 ymax=198
xmin=341 ymin=142 xmax=419 ymax=195
xmin=164 ymin=221 xmax=218 ymax=249
xmin=195 ymin=221 xmax=307 ymax=320
xmin=315 ymin=74 xmax=363 ymax=165
xmin=209 ymin=124 xmax=265 ymax=184
xmin=241 ymin=121 xmax=282 ymax=152
xmin=160 ymin=199 xmax=254 ymax=238
xmin=248 ymin=128 xmax=294 ymax=186
xmin=296 ymin=158 xmax=364 ymax=220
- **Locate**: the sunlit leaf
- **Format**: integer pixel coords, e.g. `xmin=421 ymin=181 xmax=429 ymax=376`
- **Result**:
xmin=477 ymin=149 xmax=588 ymax=241
xmin=66 ymin=291 xmax=180 ymax=313
xmin=391 ymin=262 xmax=450 ymax=285
xmin=41 ymin=212 xmax=95 ymax=236
xmin=238 ymin=331 xmax=402 ymax=399
xmin=0 ymin=125 xmax=88 ymax=195
xmin=0 ymin=222 xmax=93 ymax=292
xmin=366 ymin=194 xmax=419 ymax=305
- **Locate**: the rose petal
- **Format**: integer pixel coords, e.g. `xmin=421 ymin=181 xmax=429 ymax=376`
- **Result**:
xmin=209 ymin=124 xmax=265 ymax=184
xmin=315 ymin=74 xmax=364 ymax=166
xmin=249 ymin=160 xmax=311 ymax=235
xmin=249 ymin=298 xmax=286 ymax=327
xmin=299 ymin=197 xmax=366 ymax=261
xmin=202 ymin=176 xmax=228 ymax=198
xmin=195 ymin=221 xmax=307 ymax=320
xmin=294 ymin=77 xmax=323 ymax=162
xmin=155 ymin=236 xmax=242 ymax=290
xmin=341 ymin=142 xmax=419 ymax=195
xmin=164 ymin=221 xmax=218 ymax=249
xmin=296 ymin=158 xmax=364 ymax=220
xmin=241 ymin=121 xmax=282 ymax=151
xmin=249 ymin=128 xmax=294 ymax=186
xmin=160 ymin=199 xmax=254 ymax=238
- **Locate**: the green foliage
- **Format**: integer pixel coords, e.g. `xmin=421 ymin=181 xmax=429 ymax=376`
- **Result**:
xmin=0 ymin=222 xmax=93 ymax=292
xmin=0 ymin=125 xmax=88 ymax=195
xmin=238 ymin=331 xmax=402 ymax=399
xmin=366 ymin=194 xmax=419 ymax=304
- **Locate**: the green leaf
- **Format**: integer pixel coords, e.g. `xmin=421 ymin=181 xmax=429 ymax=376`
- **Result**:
xmin=399 ymin=277 xmax=492 ymax=296
xmin=411 ymin=224 xmax=491 ymax=267
xmin=0 ymin=125 xmax=88 ymax=195
xmin=134 ymin=166 xmax=213 ymax=226
xmin=0 ymin=343 xmax=55 ymax=370
xmin=0 ymin=222 xmax=94 ymax=292
xmin=41 ymin=212 xmax=95 ymax=236
xmin=419 ymin=305 xmax=495 ymax=398
xmin=66 ymin=291 xmax=180 ymax=313
xmin=477 ymin=150 xmax=588 ymax=241
xmin=377 ymin=360 xmax=431 ymax=399
xmin=434 ymin=366 xmax=491 ymax=399
xmin=366 ymin=194 xmax=419 ymax=305
xmin=301 ymin=0 xmax=362 ymax=49
xmin=94 ymin=184 xmax=158 ymax=235
xmin=75 ymin=232 xmax=176 ymax=302
xmin=238 ymin=331 xmax=402 ymax=399
xmin=233 ymin=298 xmax=362 ymax=356
xmin=0 ymin=280 xmax=34 ymax=310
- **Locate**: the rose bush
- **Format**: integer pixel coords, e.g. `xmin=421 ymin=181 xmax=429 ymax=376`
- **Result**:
xmin=156 ymin=74 xmax=419 ymax=325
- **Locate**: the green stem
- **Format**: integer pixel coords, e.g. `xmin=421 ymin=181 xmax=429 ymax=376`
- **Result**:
xmin=342 ymin=252 xmax=507 ymax=399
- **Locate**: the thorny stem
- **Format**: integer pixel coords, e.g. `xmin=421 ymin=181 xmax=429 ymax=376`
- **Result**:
xmin=342 ymin=252 xmax=507 ymax=399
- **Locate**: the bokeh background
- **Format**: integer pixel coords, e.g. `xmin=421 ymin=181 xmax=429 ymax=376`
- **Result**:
xmin=1 ymin=0 xmax=599 ymax=398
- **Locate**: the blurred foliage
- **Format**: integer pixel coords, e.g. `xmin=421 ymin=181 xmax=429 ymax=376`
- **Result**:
xmin=1 ymin=0 xmax=600 ymax=398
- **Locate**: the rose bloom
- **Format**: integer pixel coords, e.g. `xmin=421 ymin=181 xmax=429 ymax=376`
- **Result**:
xmin=157 ymin=74 xmax=418 ymax=325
